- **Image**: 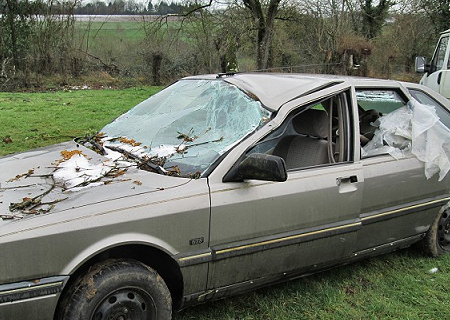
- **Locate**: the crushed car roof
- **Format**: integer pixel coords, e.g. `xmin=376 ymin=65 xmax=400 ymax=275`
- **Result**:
xmin=184 ymin=73 xmax=401 ymax=111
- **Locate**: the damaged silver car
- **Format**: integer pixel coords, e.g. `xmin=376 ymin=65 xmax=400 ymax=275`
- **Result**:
xmin=1 ymin=73 xmax=450 ymax=320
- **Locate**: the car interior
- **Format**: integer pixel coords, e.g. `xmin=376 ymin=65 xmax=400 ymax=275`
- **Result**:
xmin=246 ymin=93 xmax=351 ymax=171
xmin=358 ymin=108 xmax=381 ymax=146
xmin=272 ymin=108 xmax=331 ymax=169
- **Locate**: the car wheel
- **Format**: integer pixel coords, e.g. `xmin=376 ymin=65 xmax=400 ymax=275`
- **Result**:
xmin=58 ymin=259 xmax=172 ymax=320
xmin=421 ymin=209 xmax=450 ymax=257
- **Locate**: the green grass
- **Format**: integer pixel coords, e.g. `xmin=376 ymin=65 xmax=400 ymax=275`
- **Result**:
xmin=74 ymin=19 xmax=190 ymax=47
xmin=76 ymin=21 xmax=147 ymax=42
xmin=1 ymin=89 xmax=449 ymax=319
xmin=74 ymin=19 xmax=197 ymax=52
xmin=0 ymin=87 xmax=161 ymax=156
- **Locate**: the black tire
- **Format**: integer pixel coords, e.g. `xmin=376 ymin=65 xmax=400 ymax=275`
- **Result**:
xmin=58 ymin=259 xmax=172 ymax=320
xmin=420 ymin=209 xmax=450 ymax=257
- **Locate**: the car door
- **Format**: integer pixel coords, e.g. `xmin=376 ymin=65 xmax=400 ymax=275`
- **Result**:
xmin=354 ymin=87 xmax=450 ymax=256
xmin=205 ymin=88 xmax=364 ymax=293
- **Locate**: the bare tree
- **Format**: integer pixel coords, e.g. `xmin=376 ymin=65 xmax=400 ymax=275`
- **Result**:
xmin=417 ymin=0 xmax=450 ymax=34
xmin=2 ymin=0 xmax=28 ymax=68
xmin=163 ymin=0 xmax=284 ymax=70
xmin=0 ymin=0 xmax=81 ymax=87
xmin=240 ymin=0 xmax=282 ymax=69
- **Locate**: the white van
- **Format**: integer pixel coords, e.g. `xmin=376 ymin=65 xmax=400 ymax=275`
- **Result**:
xmin=416 ymin=29 xmax=450 ymax=99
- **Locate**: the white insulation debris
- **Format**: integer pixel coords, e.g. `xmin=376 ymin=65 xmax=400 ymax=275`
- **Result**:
xmin=428 ymin=267 xmax=439 ymax=274
xmin=362 ymin=100 xmax=450 ymax=181
xmin=53 ymin=154 xmax=113 ymax=190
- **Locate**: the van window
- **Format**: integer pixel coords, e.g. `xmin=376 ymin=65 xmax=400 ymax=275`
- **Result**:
xmin=430 ymin=35 xmax=449 ymax=73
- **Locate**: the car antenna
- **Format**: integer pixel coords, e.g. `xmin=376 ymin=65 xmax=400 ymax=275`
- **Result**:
xmin=216 ymin=72 xmax=238 ymax=79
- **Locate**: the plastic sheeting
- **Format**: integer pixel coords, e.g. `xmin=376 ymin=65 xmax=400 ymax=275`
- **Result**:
xmin=362 ymin=100 xmax=450 ymax=181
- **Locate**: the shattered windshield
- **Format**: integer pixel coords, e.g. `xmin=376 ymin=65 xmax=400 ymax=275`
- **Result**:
xmin=99 ymin=79 xmax=271 ymax=177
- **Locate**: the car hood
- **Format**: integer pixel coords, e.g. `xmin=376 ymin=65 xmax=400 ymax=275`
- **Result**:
xmin=0 ymin=141 xmax=192 ymax=224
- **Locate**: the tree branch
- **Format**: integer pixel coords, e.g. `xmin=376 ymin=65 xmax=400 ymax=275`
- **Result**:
xmin=182 ymin=0 xmax=214 ymax=16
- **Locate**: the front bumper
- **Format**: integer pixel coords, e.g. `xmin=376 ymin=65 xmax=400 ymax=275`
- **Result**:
xmin=0 ymin=276 xmax=68 ymax=320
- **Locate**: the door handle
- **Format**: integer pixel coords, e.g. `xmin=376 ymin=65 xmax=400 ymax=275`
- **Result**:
xmin=438 ymin=72 xmax=442 ymax=85
xmin=336 ymin=175 xmax=358 ymax=186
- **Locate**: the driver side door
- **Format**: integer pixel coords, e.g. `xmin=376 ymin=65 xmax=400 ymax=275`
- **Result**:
xmin=206 ymin=89 xmax=363 ymax=294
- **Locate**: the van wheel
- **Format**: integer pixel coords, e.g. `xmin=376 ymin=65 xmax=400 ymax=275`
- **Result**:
xmin=59 ymin=259 xmax=172 ymax=320
xmin=421 ymin=209 xmax=450 ymax=257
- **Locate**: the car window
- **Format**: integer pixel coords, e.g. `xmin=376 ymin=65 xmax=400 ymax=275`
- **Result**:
xmin=408 ymin=88 xmax=450 ymax=129
xmin=359 ymin=88 xmax=450 ymax=161
xmin=356 ymin=89 xmax=407 ymax=158
xmin=246 ymin=91 xmax=352 ymax=171
xmin=356 ymin=90 xmax=405 ymax=114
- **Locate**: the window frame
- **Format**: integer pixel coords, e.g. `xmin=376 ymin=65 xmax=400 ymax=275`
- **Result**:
xmin=355 ymin=88 xmax=409 ymax=159
xmin=408 ymin=88 xmax=450 ymax=129
xmin=430 ymin=35 xmax=449 ymax=74
xmin=241 ymin=90 xmax=354 ymax=172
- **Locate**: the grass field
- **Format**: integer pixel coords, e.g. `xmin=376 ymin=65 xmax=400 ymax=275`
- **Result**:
xmin=74 ymin=18 xmax=187 ymax=52
xmin=76 ymin=20 xmax=147 ymax=43
xmin=1 ymin=88 xmax=449 ymax=319
xmin=0 ymin=87 xmax=161 ymax=156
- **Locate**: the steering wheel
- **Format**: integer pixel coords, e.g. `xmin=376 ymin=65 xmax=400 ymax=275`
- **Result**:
xmin=359 ymin=109 xmax=381 ymax=124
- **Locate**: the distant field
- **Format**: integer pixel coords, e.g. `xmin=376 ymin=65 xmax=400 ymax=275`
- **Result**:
xmin=74 ymin=14 xmax=182 ymax=22
xmin=74 ymin=16 xmax=185 ymax=45
xmin=73 ymin=20 xmax=150 ymax=79
xmin=75 ymin=20 xmax=147 ymax=43
xmin=73 ymin=17 xmax=188 ymax=73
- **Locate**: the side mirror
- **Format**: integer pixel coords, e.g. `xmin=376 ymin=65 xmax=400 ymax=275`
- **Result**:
xmin=415 ymin=56 xmax=427 ymax=73
xmin=223 ymin=153 xmax=287 ymax=182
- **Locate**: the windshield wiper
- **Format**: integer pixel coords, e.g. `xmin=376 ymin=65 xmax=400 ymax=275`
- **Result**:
xmin=75 ymin=134 xmax=107 ymax=155
xmin=104 ymin=145 xmax=167 ymax=175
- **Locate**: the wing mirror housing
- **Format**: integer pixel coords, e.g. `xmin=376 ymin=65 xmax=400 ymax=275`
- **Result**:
xmin=223 ymin=153 xmax=287 ymax=182
xmin=415 ymin=56 xmax=429 ymax=73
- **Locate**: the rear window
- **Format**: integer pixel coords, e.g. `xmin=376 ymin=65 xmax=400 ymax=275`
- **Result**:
xmin=356 ymin=90 xmax=406 ymax=114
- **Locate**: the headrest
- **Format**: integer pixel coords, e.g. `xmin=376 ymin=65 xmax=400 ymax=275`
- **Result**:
xmin=292 ymin=108 xmax=329 ymax=138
